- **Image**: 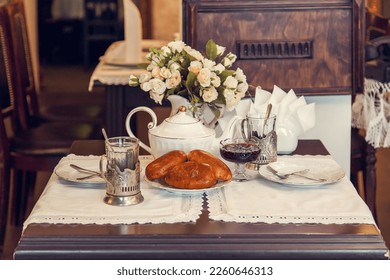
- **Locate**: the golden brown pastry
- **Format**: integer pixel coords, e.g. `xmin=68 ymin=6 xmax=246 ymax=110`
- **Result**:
xmin=188 ymin=149 xmax=232 ymax=181
xmin=145 ymin=150 xmax=187 ymax=180
xmin=164 ymin=161 xmax=217 ymax=189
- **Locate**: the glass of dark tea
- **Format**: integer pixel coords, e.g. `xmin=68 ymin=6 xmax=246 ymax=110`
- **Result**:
xmin=219 ymin=138 xmax=261 ymax=181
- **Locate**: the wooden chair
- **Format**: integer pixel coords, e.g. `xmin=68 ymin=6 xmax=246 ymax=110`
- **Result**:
xmin=0 ymin=5 xmax=98 ymax=236
xmin=7 ymin=0 xmax=105 ymax=126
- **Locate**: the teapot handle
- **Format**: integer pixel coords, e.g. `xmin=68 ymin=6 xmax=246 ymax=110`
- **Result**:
xmin=125 ymin=106 xmax=157 ymax=155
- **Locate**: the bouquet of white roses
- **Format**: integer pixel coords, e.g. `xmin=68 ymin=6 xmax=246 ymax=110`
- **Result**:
xmin=129 ymin=39 xmax=248 ymax=119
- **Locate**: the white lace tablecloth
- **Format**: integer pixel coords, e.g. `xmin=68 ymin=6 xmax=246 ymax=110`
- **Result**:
xmin=23 ymin=155 xmax=203 ymax=229
xmin=352 ymin=78 xmax=390 ymax=148
xmin=208 ymin=155 xmax=376 ymax=225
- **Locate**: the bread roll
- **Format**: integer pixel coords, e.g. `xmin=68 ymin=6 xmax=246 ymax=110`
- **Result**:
xmin=164 ymin=161 xmax=217 ymax=189
xmin=188 ymin=150 xmax=232 ymax=181
xmin=145 ymin=150 xmax=187 ymax=180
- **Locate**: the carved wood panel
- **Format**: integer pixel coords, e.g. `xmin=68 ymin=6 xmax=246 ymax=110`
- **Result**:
xmin=183 ymin=0 xmax=365 ymax=96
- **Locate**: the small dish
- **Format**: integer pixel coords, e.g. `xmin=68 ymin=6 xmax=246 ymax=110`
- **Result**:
xmin=259 ymin=156 xmax=345 ymax=187
xmin=144 ymin=176 xmax=231 ymax=195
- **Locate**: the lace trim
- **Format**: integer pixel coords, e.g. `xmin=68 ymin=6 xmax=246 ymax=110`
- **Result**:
xmin=352 ymin=78 xmax=390 ymax=148
xmin=207 ymin=188 xmax=374 ymax=224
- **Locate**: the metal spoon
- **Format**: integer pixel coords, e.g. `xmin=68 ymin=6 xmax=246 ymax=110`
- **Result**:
xmin=262 ymin=103 xmax=272 ymax=137
xmin=70 ymin=164 xmax=101 ymax=176
xmin=102 ymin=128 xmax=114 ymax=152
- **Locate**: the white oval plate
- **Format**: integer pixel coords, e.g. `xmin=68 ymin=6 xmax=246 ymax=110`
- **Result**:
xmin=259 ymin=156 xmax=345 ymax=187
xmin=144 ymin=176 xmax=231 ymax=195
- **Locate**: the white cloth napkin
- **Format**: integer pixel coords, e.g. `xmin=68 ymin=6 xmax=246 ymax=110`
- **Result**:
xmin=123 ymin=0 xmax=142 ymax=63
xmin=232 ymin=85 xmax=316 ymax=153
xmin=23 ymin=155 xmax=203 ymax=229
xmin=208 ymin=155 xmax=376 ymax=225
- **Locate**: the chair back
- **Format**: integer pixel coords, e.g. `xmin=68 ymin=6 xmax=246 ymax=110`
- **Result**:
xmin=0 ymin=2 xmax=19 ymax=255
xmin=6 ymin=0 xmax=40 ymax=123
xmin=0 ymin=5 xmax=26 ymax=156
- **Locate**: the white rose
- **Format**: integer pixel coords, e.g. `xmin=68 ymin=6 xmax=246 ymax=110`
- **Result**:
xmin=236 ymin=90 xmax=246 ymax=99
xmin=146 ymin=62 xmax=156 ymax=71
xmin=128 ymin=75 xmax=139 ymax=86
xmin=188 ymin=61 xmax=203 ymax=74
xmin=184 ymin=46 xmax=204 ymax=61
xmin=149 ymin=91 xmax=164 ymax=105
xmin=166 ymin=70 xmax=181 ymax=89
xmin=149 ymin=78 xmax=167 ymax=94
xmin=216 ymin=44 xmax=226 ymax=56
xmin=139 ymin=72 xmax=152 ymax=84
xmin=223 ymin=76 xmax=238 ymax=89
xmin=140 ymin=81 xmax=151 ymax=92
xmin=168 ymin=40 xmax=186 ymax=53
xmin=234 ymin=68 xmax=246 ymax=82
xmin=213 ymin=63 xmax=225 ymax=74
xmin=202 ymin=58 xmax=215 ymax=70
xmin=223 ymin=88 xmax=235 ymax=101
xmin=237 ymin=81 xmax=249 ymax=94
xmin=160 ymin=67 xmax=172 ymax=79
xmin=197 ymin=68 xmax=211 ymax=87
xmin=201 ymin=87 xmax=218 ymax=103
xmin=210 ymin=72 xmax=221 ymax=87
xmin=222 ymin=52 xmax=237 ymax=67
xmin=225 ymin=97 xmax=240 ymax=111
xmin=168 ymin=61 xmax=181 ymax=71
xmin=151 ymin=67 xmax=163 ymax=79
xmin=223 ymin=88 xmax=240 ymax=110
xmin=161 ymin=46 xmax=171 ymax=57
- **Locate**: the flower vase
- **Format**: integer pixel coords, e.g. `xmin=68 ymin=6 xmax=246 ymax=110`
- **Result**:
xmin=167 ymin=95 xmax=225 ymax=129
xmin=195 ymin=103 xmax=225 ymax=129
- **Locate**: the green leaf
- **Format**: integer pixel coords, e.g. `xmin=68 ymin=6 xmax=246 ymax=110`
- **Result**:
xmin=206 ymin=39 xmax=218 ymax=60
xmin=219 ymin=69 xmax=235 ymax=82
xmin=185 ymin=71 xmax=197 ymax=90
xmin=166 ymin=88 xmax=176 ymax=96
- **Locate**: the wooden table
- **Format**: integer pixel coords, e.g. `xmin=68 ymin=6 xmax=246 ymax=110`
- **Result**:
xmin=14 ymin=140 xmax=388 ymax=259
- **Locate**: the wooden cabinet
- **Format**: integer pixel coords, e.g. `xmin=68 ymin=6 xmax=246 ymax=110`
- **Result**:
xmin=182 ymin=0 xmax=365 ymax=96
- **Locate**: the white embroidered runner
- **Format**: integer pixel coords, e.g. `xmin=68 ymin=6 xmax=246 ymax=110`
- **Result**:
xmin=23 ymin=155 xmax=203 ymax=229
xmin=207 ymin=155 xmax=376 ymax=225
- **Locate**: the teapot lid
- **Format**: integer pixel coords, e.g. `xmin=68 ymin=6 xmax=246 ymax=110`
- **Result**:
xmin=150 ymin=106 xmax=216 ymax=139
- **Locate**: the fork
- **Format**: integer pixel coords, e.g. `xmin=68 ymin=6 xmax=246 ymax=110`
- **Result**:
xmin=268 ymin=166 xmax=326 ymax=182
xmin=70 ymin=164 xmax=100 ymax=175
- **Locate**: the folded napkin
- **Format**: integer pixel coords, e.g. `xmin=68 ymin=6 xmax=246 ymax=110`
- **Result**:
xmin=123 ymin=0 xmax=142 ymax=63
xmin=208 ymin=155 xmax=376 ymax=225
xmin=23 ymin=155 xmax=203 ymax=229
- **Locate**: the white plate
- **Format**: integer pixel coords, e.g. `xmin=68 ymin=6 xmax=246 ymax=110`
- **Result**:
xmin=259 ymin=156 xmax=345 ymax=187
xmin=144 ymin=176 xmax=231 ymax=195
xmin=54 ymin=157 xmax=105 ymax=186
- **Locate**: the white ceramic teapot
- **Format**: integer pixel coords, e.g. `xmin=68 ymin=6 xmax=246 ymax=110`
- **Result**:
xmin=125 ymin=106 xmax=240 ymax=158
